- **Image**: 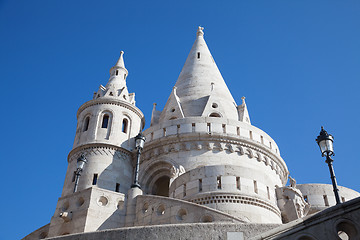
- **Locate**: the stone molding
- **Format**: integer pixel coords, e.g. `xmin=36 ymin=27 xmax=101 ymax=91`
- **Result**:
xmin=142 ymin=133 xmax=288 ymax=184
xmin=189 ymin=194 xmax=281 ymax=217
xmin=76 ymin=98 xmax=144 ymax=123
xmin=68 ymin=143 xmax=133 ymax=163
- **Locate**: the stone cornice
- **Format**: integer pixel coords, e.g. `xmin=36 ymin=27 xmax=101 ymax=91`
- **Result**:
xmin=142 ymin=132 xmax=289 ymax=184
xmin=76 ymin=98 xmax=144 ymax=122
xmin=68 ymin=143 xmax=133 ymax=163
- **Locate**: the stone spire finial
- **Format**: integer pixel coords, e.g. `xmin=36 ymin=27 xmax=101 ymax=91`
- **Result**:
xmin=241 ymin=96 xmax=246 ymax=105
xmin=197 ymin=26 xmax=204 ymax=37
xmin=115 ymin=51 xmax=126 ymax=69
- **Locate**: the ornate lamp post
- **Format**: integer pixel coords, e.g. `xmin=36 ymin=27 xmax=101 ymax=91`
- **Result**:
xmin=73 ymin=154 xmax=87 ymax=193
xmin=131 ymin=132 xmax=146 ymax=189
xmin=316 ymin=127 xmax=341 ymax=205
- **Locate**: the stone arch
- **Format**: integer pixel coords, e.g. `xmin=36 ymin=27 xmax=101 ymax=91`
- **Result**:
xmin=334 ymin=219 xmax=359 ymax=240
xmin=209 ymin=112 xmax=222 ymax=118
xmin=140 ymin=158 xmax=177 ymax=196
xmin=96 ymin=109 xmax=115 ymax=140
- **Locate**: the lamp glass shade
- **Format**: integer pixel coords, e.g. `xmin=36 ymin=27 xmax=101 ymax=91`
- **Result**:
xmin=135 ymin=133 xmax=146 ymax=149
xmin=77 ymin=155 xmax=87 ymax=170
xmin=318 ymin=138 xmax=333 ymax=155
xmin=316 ymin=127 xmax=334 ymax=155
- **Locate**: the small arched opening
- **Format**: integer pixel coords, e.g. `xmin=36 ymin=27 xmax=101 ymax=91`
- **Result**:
xmin=102 ymin=114 xmax=109 ymax=128
xmin=83 ymin=116 xmax=90 ymax=132
xmin=336 ymin=220 xmax=358 ymax=240
xmin=122 ymin=118 xmax=128 ymax=133
xmin=209 ymin=112 xmax=221 ymax=118
xmin=151 ymin=176 xmax=170 ymax=197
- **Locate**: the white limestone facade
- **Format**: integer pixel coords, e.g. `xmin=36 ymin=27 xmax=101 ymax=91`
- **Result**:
xmin=140 ymin=27 xmax=288 ymax=224
xmin=47 ymin=52 xmax=144 ymax=237
xmin=23 ymin=27 xmax=360 ymax=240
xmin=296 ymin=184 xmax=360 ymax=214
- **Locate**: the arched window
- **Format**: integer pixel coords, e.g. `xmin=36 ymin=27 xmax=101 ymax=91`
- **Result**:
xmin=83 ymin=116 xmax=90 ymax=132
xmin=209 ymin=112 xmax=221 ymax=117
xmin=102 ymin=114 xmax=109 ymax=128
xmin=122 ymin=118 xmax=128 ymax=133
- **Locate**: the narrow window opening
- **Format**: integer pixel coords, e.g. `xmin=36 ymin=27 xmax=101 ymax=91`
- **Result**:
xmin=253 ymin=180 xmax=258 ymax=194
xmin=92 ymin=174 xmax=98 ymax=185
xmin=199 ymin=179 xmax=203 ymax=192
xmin=83 ymin=117 xmax=90 ymax=132
xmin=151 ymin=132 xmax=154 ymax=140
xmin=249 ymin=131 xmax=253 ymax=140
xmin=124 ymin=74 xmax=126 ymax=79
xmin=341 ymin=196 xmax=345 ymax=203
xmin=72 ymin=171 xmax=76 ymax=182
xmin=237 ymin=127 xmax=240 ymax=136
xmin=122 ymin=119 xmax=128 ymax=133
xmin=109 ymin=92 xmax=113 ymax=96
xmin=261 ymin=136 xmax=264 ymax=144
xmin=222 ymin=124 xmax=226 ymax=133
xmin=304 ymin=195 xmax=308 ymax=203
xmin=163 ymin=128 xmax=166 ymax=137
xmin=323 ymin=195 xmax=329 ymax=206
xmin=267 ymin=186 xmax=270 ymax=199
xmin=269 ymin=142 xmax=272 ymax=149
xmin=115 ymin=183 xmax=120 ymax=192
xmin=207 ymin=123 xmax=211 ymax=133
xmin=183 ymin=184 xmax=186 ymax=197
xmin=177 ymin=124 xmax=180 ymax=134
xmin=236 ymin=177 xmax=241 ymax=190
xmin=217 ymin=176 xmax=222 ymax=189
xmin=101 ymin=115 xmax=109 ymax=128
xmin=197 ymin=52 xmax=200 ymax=59
xmin=192 ymin=123 xmax=195 ymax=132
xmin=116 ymin=70 xmax=119 ymax=76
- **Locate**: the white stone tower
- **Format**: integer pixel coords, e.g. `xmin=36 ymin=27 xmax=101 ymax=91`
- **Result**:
xmin=48 ymin=52 xmax=144 ymax=237
xmin=141 ymin=27 xmax=289 ymax=223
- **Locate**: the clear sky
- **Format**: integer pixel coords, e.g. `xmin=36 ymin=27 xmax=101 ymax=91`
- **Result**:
xmin=1 ymin=1 xmax=360 ymax=239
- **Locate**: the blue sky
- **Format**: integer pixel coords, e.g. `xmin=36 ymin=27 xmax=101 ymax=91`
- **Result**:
xmin=1 ymin=1 xmax=360 ymax=239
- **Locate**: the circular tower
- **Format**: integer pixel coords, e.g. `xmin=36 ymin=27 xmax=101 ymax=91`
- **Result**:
xmin=140 ymin=27 xmax=288 ymax=224
xmin=48 ymin=52 xmax=144 ymax=237
xmin=62 ymin=51 xmax=144 ymax=196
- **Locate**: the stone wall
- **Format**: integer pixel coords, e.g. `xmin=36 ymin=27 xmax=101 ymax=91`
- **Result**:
xmin=44 ymin=222 xmax=280 ymax=240
xmin=253 ymin=196 xmax=360 ymax=240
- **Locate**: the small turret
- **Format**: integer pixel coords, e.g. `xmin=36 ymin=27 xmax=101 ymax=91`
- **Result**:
xmin=94 ymin=51 xmax=135 ymax=104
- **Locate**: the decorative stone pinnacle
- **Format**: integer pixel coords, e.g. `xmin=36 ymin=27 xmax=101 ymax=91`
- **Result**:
xmin=241 ymin=96 xmax=246 ymax=104
xmin=197 ymin=26 xmax=204 ymax=37
xmin=120 ymin=50 xmax=124 ymax=55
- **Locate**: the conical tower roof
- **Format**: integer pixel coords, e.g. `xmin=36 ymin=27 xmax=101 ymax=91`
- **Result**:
xmin=161 ymin=27 xmax=238 ymax=121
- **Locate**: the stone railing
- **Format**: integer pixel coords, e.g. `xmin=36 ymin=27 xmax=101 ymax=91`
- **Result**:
xmin=143 ymin=117 xmax=280 ymax=156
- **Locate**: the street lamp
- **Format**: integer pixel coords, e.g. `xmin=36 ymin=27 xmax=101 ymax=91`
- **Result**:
xmin=73 ymin=154 xmax=87 ymax=193
xmin=131 ymin=132 xmax=146 ymax=189
xmin=316 ymin=126 xmax=341 ymax=205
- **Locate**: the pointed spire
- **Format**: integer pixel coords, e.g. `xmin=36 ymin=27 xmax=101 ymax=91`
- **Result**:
xmin=94 ymin=52 xmax=133 ymax=102
xmin=115 ymin=51 xmax=126 ymax=69
xmin=160 ymin=26 xmax=238 ymax=120
xmin=110 ymin=51 xmax=128 ymax=76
